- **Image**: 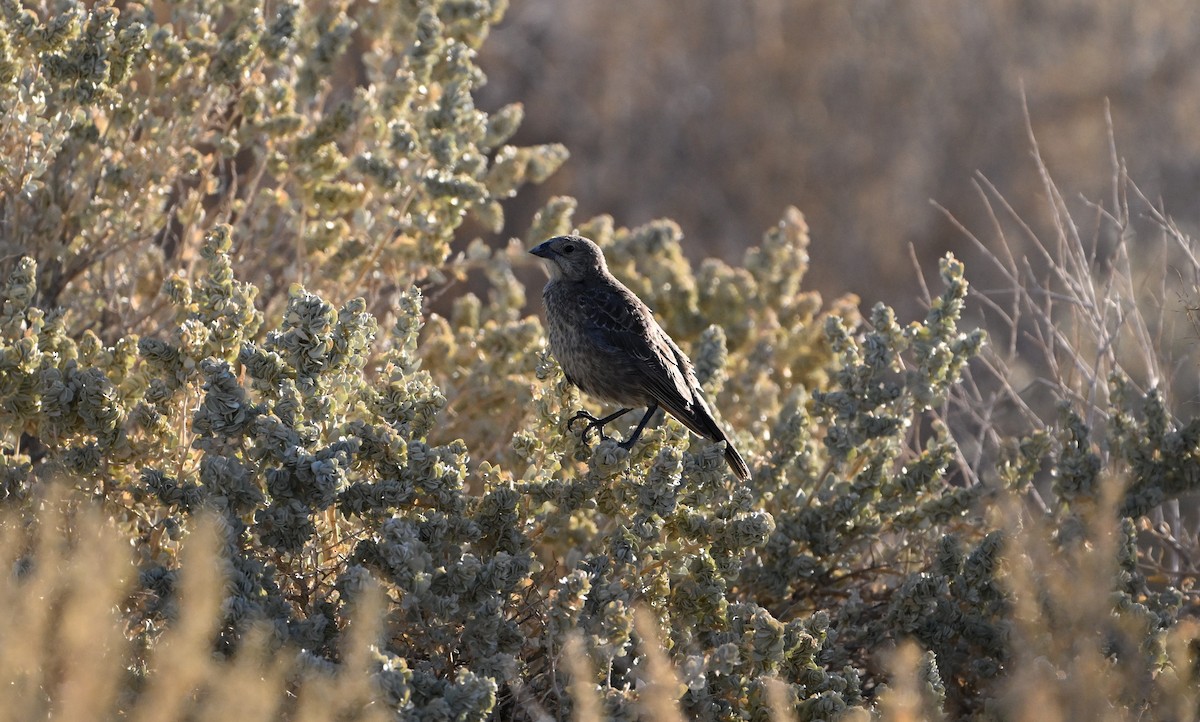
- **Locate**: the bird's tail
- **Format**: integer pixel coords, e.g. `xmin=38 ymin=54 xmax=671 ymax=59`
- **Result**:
xmin=723 ymin=441 xmax=750 ymax=482
xmin=665 ymin=399 xmax=751 ymax=481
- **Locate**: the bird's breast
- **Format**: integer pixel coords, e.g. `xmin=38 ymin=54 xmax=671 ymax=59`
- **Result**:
xmin=542 ymin=282 xmax=648 ymax=407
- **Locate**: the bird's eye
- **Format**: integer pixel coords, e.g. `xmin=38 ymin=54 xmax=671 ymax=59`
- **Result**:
xmin=562 ymin=243 xmax=575 ymax=254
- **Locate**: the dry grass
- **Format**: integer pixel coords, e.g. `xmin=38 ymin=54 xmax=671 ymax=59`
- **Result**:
xmin=0 ymin=491 xmax=390 ymax=722
xmin=940 ymin=101 xmax=1200 ymax=580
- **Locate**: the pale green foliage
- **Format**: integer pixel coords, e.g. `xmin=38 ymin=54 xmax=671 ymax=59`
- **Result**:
xmin=0 ymin=0 xmax=563 ymax=335
xmin=0 ymin=208 xmax=984 ymax=719
xmin=1 ymin=2 xmax=1197 ymax=721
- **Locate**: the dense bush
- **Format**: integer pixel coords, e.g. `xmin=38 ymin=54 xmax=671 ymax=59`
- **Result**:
xmin=1 ymin=1 xmax=1199 ymax=721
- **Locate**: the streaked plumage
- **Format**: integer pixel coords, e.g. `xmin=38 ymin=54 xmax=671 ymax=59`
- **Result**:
xmin=530 ymin=235 xmax=750 ymax=481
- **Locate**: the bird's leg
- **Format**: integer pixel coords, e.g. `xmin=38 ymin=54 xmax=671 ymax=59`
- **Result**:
xmin=567 ymin=407 xmax=633 ymax=443
xmin=618 ymin=404 xmax=659 ymax=450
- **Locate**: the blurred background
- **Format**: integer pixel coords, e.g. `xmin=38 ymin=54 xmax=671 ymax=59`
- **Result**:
xmin=475 ymin=0 xmax=1200 ymax=317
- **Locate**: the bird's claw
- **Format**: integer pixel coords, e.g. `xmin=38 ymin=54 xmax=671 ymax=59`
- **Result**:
xmin=566 ymin=410 xmax=609 ymax=444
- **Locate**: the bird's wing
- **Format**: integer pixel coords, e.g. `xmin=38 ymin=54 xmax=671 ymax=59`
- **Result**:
xmin=578 ymin=281 xmax=696 ymax=409
xmin=575 ymin=279 xmax=745 ymax=477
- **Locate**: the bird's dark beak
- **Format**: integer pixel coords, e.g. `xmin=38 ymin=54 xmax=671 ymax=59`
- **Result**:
xmin=529 ymin=242 xmax=554 ymax=259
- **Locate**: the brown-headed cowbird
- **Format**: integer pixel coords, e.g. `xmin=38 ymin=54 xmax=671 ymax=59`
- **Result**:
xmin=531 ymin=235 xmax=750 ymax=481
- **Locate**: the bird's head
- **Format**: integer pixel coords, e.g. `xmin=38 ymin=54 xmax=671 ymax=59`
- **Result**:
xmin=529 ymin=235 xmax=608 ymax=282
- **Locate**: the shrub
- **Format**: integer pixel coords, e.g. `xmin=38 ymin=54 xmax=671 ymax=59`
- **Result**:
xmin=2 ymin=1 xmax=1199 ymax=721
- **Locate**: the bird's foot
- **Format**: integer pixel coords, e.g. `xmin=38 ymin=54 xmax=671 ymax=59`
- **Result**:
xmin=566 ymin=410 xmax=610 ymax=444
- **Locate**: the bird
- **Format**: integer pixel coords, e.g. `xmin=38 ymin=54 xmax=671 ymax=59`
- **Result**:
xmin=530 ymin=234 xmax=750 ymax=481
